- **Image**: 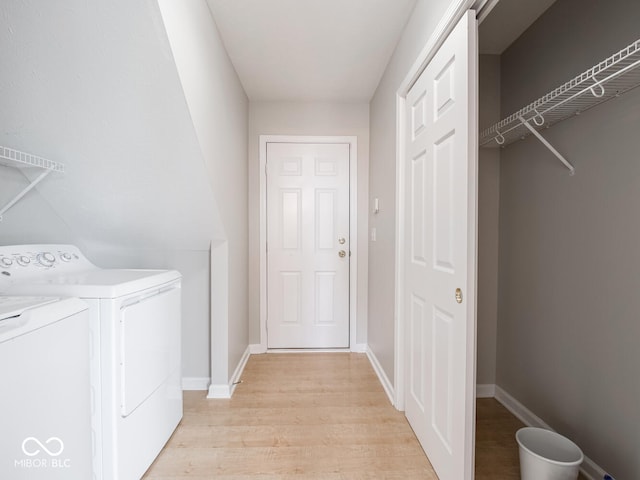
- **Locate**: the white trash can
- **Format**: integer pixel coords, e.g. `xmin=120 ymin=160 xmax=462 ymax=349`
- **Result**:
xmin=516 ymin=427 xmax=584 ymax=480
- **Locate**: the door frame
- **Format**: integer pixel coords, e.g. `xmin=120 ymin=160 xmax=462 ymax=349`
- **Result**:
xmin=394 ymin=0 xmax=478 ymax=478
xmin=258 ymin=135 xmax=358 ymax=352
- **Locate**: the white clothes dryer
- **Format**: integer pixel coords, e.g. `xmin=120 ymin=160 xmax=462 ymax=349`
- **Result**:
xmin=0 ymin=245 xmax=183 ymax=480
xmin=0 ymin=296 xmax=92 ymax=480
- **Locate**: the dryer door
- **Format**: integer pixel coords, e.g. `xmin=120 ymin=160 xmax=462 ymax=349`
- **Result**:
xmin=119 ymin=284 xmax=181 ymax=417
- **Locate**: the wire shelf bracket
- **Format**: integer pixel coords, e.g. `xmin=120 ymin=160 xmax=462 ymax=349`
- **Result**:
xmin=0 ymin=146 xmax=65 ymax=222
xmin=518 ymin=116 xmax=575 ymax=175
xmin=480 ymin=37 xmax=640 ymax=175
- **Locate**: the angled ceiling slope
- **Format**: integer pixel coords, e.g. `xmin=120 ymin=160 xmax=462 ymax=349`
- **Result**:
xmin=207 ymin=0 xmax=418 ymax=102
xmin=0 ymin=0 xmax=225 ymax=252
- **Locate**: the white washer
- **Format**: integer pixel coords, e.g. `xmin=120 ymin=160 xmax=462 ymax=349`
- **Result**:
xmin=0 ymin=296 xmax=92 ymax=480
xmin=0 ymin=245 xmax=183 ymax=480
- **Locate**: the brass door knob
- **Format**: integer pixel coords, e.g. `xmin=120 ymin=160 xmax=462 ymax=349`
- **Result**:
xmin=455 ymin=288 xmax=463 ymax=304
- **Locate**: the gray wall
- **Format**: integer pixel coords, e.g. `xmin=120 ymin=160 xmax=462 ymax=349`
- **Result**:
xmin=477 ymin=54 xmax=501 ymax=386
xmin=368 ymin=0 xmax=453 ymax=386
xmin=496 ymin=0 xmax=640 ymax=478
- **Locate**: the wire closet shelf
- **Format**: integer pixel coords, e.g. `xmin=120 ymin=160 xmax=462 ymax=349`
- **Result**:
xmin=479 ymin=37 xmax=640 ymax=150
xmin=0 ymin=146 xmax=65 ymax=221
xmin=0 ymin=145 xmax=64 ymax=172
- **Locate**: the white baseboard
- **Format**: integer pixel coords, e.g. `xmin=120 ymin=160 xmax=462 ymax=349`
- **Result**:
xmin=267 ymin=348 xmax=351 ymax=353
xmin=494 ymin=386 xmax=551 ymax=428
xmin=476 ymin=383 xmax=496 ymax=398
xmin=495 ymin=385 xmax=607 ymax=480
xmin=207 ymin=383 xmax=232 ymax=398
xmin=207 ymin=346 xmax=251 ymax=399
xmin=250 ymin=343 xmax=366 ymax=354
xmin=365 ymin=346 xmax=395 ymax=406
xmin=181 ymin=377 xmax=210 ymax=391
xmin=577 ymin=453 xmax=608 ymax=480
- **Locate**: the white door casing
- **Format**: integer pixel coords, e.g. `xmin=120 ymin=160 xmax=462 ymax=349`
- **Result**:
xmin=266 ymin=142 xmax=350 ymax=349
xmin=402 ymin=10 xmax=477 ymax=480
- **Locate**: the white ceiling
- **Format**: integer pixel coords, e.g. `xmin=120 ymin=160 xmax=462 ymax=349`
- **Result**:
xmin=206 ymin=0 xmax=558 ymax=102
xmin=206 ymin=0 xmax=417 ymax=102
xmin=479 ymin=0 xmax=557 ymax=54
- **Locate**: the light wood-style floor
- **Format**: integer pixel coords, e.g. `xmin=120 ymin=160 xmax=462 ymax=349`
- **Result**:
xmin=143 ymin=353 xmax=583 ymax=479
xmin=144 ymin=353 xmax=436 ymax=479
xmin=475 ymin=397 xmax=523 ymax=479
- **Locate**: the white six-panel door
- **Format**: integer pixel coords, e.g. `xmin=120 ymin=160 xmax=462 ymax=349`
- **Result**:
xmin=266 ymin=142 xmax=350 ymax=348
xmin=403 ymin=11 xmax=477 ymax=480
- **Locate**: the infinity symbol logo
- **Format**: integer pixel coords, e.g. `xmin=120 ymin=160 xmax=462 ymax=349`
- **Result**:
xmin=21 ymin=437 xmax=65 ymax=457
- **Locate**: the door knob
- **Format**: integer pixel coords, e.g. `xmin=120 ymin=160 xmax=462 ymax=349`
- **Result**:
xmin=455 ymin=288 xmax=463 ymax=304
xmin=338 ymin=250 xmax=346 ymax=258
xmin=338 ymin=237 xmax=346 ymax=245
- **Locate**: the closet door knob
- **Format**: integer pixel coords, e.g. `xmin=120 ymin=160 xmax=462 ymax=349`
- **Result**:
xmin=455 ymin=288 xmax=463 ymax=304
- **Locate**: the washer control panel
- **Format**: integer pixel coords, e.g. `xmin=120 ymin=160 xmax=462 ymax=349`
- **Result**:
xmin=0 ymin=245 xmax=94 ymax=278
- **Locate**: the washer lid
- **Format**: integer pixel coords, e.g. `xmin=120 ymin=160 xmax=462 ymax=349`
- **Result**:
xmin=6 ymin=269 xmax=181 ymax=299
xmin=0 ymin=296 xmax=59 ymax=321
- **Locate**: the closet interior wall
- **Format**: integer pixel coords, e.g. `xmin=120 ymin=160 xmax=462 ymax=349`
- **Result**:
xmin=495 ymin=0 xmax=640 ymax=478
xmin=477 ymin=54 xmax=500 ymax=387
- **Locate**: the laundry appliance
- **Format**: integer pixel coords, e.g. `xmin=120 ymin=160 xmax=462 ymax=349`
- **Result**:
xmin=0 ymin=245 xmax=183 ymax=480
xmin=0 ymin=295 xmax=92 ymax=480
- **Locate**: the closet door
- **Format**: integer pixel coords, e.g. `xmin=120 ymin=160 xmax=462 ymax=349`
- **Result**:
xmin=403 ymin=10 xmax=477 ymax=480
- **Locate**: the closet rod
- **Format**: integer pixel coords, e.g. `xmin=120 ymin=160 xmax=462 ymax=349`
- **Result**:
xmin=479 ymin=37 xmax=640 ymax=155
xmin=493 ymin=55 xmax=640 ymax=146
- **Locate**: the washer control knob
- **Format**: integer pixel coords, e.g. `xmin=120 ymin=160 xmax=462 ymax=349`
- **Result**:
xmin=37 ymin=252 xmax=56 ymax=267
xmin=16 ymin=256 xmax=31 ymax=266
xmin=0 ymin=257 xmax=13 ymax=267
xmin=60 ymin=252 xmax=72 ymax=262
